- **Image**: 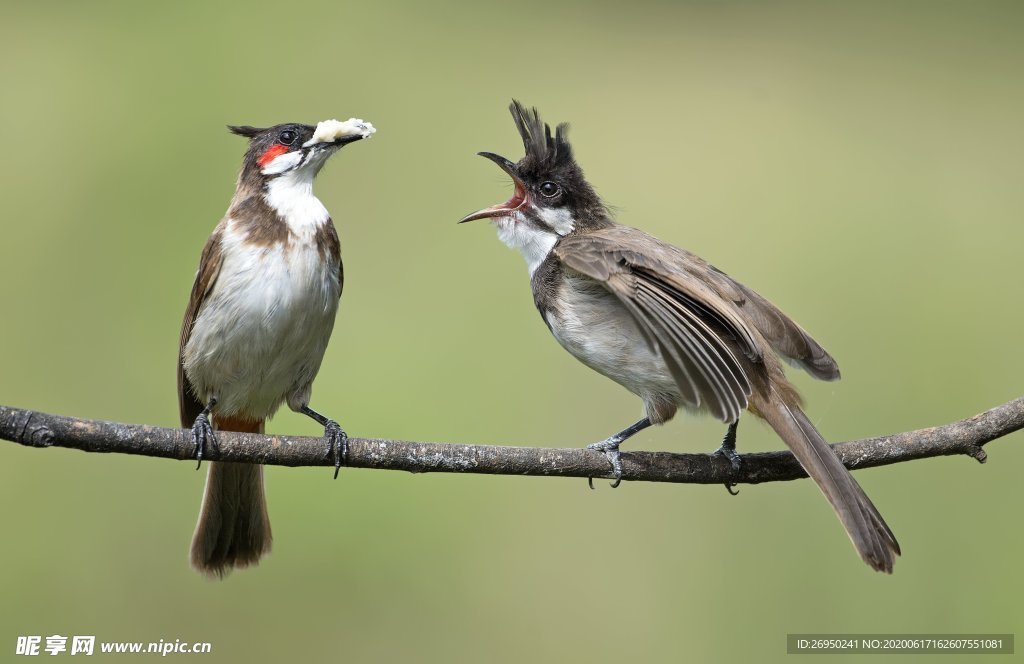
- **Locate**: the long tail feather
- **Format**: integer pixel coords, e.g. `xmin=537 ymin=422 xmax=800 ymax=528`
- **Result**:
xmin=190 ymin=416 xmax=271 ymax=578
xmin=754 ymin=391 xmax=900 ymax=572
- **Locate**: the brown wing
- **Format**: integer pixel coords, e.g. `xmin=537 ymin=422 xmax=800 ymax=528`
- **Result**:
xmin=558 ymin=224 xmax=839 ymax=381
xmin=315 ymin=219 xmax=343 ymax=297
xmin=555 ymin=226 xmax=756 ymax=423
xmin=706 ymin=268 xmax=840 ymax=381
xmin=626 ymin=229 xmax=838 ymax=380
xmin=177 ymin=223 xmax=225 ymax=428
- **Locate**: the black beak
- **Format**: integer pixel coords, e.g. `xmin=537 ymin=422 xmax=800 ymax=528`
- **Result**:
xmin=477 ymin=151 xmax=518 ymax=176
xmin=332 ymin=134 xmax=366 ymax=147
xmin=459 ymin=152 xmax=528 ymax=223
xmin=307 ymin=134 xmax=364 ymax=151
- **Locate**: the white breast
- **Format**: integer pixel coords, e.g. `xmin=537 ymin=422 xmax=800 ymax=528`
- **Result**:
xmin=183 ymin=183 xmax=341 ymax=420
xmin=264 ymin=173 xmax=329 ymax=235
xmin=546 ymin=274 xmax=679 ymax=407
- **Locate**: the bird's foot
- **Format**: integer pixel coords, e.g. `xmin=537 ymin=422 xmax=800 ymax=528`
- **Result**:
xmin=712 ymin=421 xmax=741 ymax=494
xmin=299 ymin=405 xmax=349 ymax=479
xmin=586 ymin=438 xmax=623 ymax=489
xmin=324 ymin=420 xmax=349 ymax=480
xmin=712 ymin=443 xmax=742 ymax=472
xmin=191 ymin=412 xmax=216 ymax=470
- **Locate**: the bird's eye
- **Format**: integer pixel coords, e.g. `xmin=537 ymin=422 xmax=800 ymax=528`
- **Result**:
xmin=539 ymin=181 xmax=560 ymax=197
xmin=278 ymin=129 xmax=298 ymax=146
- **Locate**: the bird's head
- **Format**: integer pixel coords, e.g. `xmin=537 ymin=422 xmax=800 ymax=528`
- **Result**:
xmin=230 ymin=119 xmax=375 ymax=185
xmin=460 ymin=101 xmax=607 ymax=267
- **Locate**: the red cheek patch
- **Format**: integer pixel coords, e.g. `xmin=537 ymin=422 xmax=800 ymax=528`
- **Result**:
xmin=257 ymin=144 xmax=290 ymax=167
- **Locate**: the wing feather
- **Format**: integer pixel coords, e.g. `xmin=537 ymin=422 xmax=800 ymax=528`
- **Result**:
xmin=177 ymin=223 xmax=225 ymax=427
xmin=558 ymin=229 xmax=754 ymax=422
xmin=724 ymin=277 xmax=839 ymax=380
xmin=612 ymin=280 xmax=704 ymax=407
xmin=635 ymin=279 xmax=746 ymax=421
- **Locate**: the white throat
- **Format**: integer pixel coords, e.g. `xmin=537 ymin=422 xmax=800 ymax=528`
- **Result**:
xmin=264 ymin=170 xmax=329 ymax=236
xmin=495 ymin=207 xmax=576 ymax=277
xmin=495 ymin=214 xmax=559 ymax=276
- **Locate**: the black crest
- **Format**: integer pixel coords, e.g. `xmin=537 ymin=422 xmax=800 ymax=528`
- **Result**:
xmin=227 ymin=125 xmax=264 ymax=139
xmin=509 ymin=100 xmax=573 ymax=169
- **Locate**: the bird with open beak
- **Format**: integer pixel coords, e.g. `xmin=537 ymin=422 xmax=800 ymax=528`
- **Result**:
xmin=460 ymin=101 xmax=900 ymax=573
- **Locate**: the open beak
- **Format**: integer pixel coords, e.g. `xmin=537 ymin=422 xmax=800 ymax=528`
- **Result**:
xmin=459 ymin=152 xmax=528 ymax=223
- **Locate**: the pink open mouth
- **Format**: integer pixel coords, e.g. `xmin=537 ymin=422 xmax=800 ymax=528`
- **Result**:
xmin=504 ymin=179 xmax=527 ymax=212
xmin=459 ymin=178 xmax=528 ymax=223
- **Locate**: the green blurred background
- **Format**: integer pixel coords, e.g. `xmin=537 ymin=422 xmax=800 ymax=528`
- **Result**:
xmin=1 ymin=1 xmax=1022 ymax=661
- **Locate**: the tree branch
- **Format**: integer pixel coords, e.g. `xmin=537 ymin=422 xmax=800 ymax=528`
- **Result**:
xmin=1 ymin=398 xmax=1021 ymax=484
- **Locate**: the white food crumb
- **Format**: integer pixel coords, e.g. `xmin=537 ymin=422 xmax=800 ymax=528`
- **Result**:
xmin=303 ymin=118 xmax=376 ymax=147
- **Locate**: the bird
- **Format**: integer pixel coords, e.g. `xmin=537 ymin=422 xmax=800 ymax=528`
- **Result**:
xmin=459 ymin=101 xmax=900 ymax=573
xmin=178 ymin=118 xmax=374 ymax=577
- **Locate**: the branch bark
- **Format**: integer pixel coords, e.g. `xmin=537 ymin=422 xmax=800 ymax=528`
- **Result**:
xmin=1 ymin=398 xmax=1021 ymax=484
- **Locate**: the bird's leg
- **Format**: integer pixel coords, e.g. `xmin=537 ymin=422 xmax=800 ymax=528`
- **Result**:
xmin=713 ymin=421 xmax=741 ymax=469
xmin=712 ymin=420 xmax=741 ymax=495
xmin=191 ymin=398 xmax=217 ymax=470
xmin=587 ymin=417 xmax=652 ymax=489
xmin=300 ymin=405 xmax=348 ymax=479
